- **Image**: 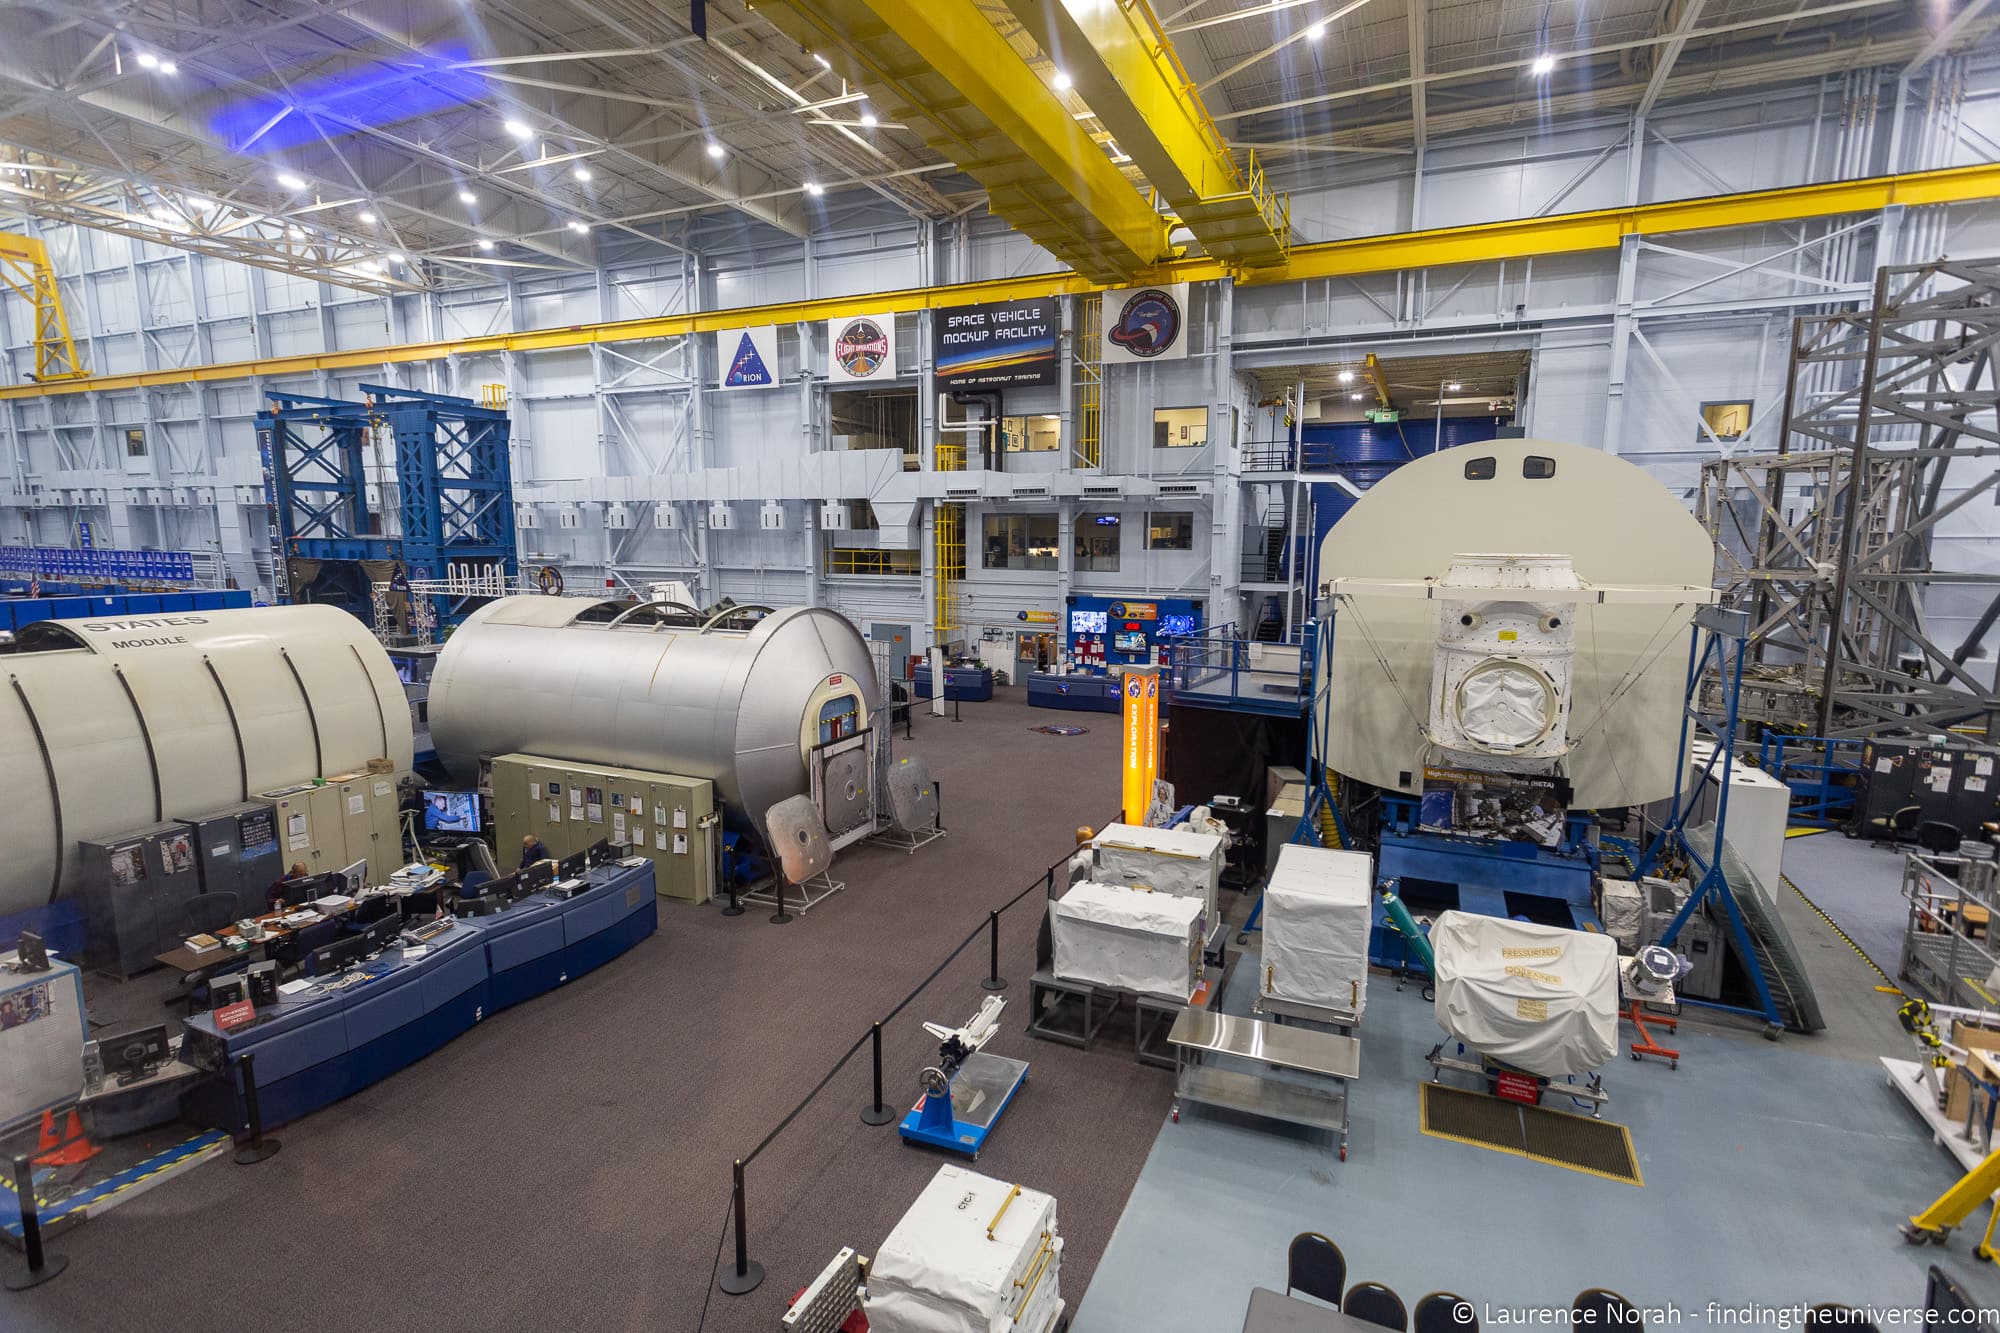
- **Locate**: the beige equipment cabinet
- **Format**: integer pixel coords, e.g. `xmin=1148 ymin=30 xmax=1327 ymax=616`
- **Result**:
xmin=490 ymin=753 xmax=717 ymax=904
xmin=260 ymin=773 xmax=406 ymax=881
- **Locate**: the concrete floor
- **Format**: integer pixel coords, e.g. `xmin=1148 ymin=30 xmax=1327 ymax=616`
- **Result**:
xmin=1072 ymin=831 xmax=2000 ymax=1330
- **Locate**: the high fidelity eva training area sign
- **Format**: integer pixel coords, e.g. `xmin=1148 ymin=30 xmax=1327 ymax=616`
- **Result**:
xmin=934 ymin=298 xmax=1057 ymax=390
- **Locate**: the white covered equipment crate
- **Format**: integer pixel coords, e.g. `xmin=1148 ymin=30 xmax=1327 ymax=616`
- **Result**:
xmin=1050 ymin=882 xmax=1204 ymax=1000
xmin=1260 ymin=844 xmax=1373 ymax=1018
xmin=864 ymin=1164 xmax=1064 ymax=1333
xmin=1430 ymin=912 xmax=1619 ymax=1077
xmin=1090 ymin=822 xmax=1223 ymax=936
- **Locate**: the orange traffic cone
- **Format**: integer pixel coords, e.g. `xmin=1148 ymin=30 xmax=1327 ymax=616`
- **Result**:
xmin=32 ymin=1108 xmax=98 ymax=1167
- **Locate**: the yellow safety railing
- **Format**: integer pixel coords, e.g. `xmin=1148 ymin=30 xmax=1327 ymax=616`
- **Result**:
xmin=935 ymin=440 xmax=966 ymax=471
xmin=824 ymin=545 xmax=921 ymax=576
xmin=480 ymin=382 xmax=508 ymax=409
xmin=1073 ymin=296 xmax=1102 ymax=469
xmin=935 ymin=502 xmax=965 ymax=641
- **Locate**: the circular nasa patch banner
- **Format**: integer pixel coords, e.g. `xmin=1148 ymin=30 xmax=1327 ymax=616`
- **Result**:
xmin=1107 ymin=286 xmax=1182 ymax=359
xmin=831 ymin=315 xmax=893 ymax=380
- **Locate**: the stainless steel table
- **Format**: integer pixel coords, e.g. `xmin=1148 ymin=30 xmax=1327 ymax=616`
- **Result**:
xmin=1167 ymin=1008 xmax=1361 ymax=1159
xmin=1242 ymin=1287 xmax=1381 ymax=1332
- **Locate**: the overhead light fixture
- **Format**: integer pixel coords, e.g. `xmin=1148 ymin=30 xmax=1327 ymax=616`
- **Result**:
xmin=458 ymin=189 xmax=477 ymax=204
xmin=358 ymin=209 xmax=376 ymax=223
xmin=568 ymin=220 xmax=589 ymax=233
xmin=805 ymin=181 xmax=824 ymax=196
xmin=572 ymin=165 xmax=592 ymax=181
xmin=503 ymin=118 xmax=533 ymax=139
xmin=276 ymin=172 xmax=306 ymax=190
xmin=860 ymin=110 xmax=878 ymax=128
xmin=706 ymin=141 xmax=726 ymax=160
xmin=1532 ymin=54 xmax=1556 ymax=76
xmin=159 ymin=61 xmax=177 ymax=75
xmin=1446 ymin=381 xmax=1462 ymax=392
xmin=1337 ymin=369 xmax=1355 ymax=384
xmin=1053 ymin=70 xmax=1072 ymax=91
xmin=136 ymin=52 xmax=159 ymax=70
xmin=1307 ymin=21 xmax=1327 ymax=39
xmin=1349 ymin=392 xmax=1364 ymax=402
xmin=477 ymin=238 xmax=495 ymax=252
xmin=813 ymin=52 xmax=830 ymax=68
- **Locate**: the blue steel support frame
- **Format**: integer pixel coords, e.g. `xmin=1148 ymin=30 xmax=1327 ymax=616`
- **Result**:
xmin=362 ymin=383 xmax=517 ymax=628
xmin=255 ymin=392 xmax=393 ymax=604
xmin=1757 ymin=733 xmax=1864 ymax=827
xmin=1637 ymin=605 xmax=1785 ymax=1032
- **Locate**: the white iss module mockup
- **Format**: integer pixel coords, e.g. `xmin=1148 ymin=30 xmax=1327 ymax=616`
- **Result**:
xmin=863 ymin=1164 xmax=1064 ymax=1333
xmin=1430 ymin=912 xmax=1619 ymax=1077
xmin=1426 ymin=554 xmax=1580 ymax=773
xmin=1259 ymin=844 xmax=1373 ymax=1018
xmin=1050 ymin=882 xmax=1205 ymax=1001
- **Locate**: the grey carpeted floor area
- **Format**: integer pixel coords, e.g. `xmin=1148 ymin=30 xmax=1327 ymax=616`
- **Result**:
xmin=12 ymin=690 xmax=1171 ymax=1333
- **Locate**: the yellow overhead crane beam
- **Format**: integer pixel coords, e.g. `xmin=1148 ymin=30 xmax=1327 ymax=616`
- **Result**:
xmin=1002 ymin=0 xmax=1291 ymax=267
xmin=4 ymin=162 xmax=1998 ymax=402
xmin=1364 ymin=353 xmax=1392 ymax=410
xmin=755 ymin=0 xmax=1170 ymax=282
xmin=0 ymin=232 xmax=87 ymax=383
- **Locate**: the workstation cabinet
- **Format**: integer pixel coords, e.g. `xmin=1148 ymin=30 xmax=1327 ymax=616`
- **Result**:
xmin=259 ymin=771 xmax=404 ymax=883
xmin=488 ymin=753 xmax=717 ymax=903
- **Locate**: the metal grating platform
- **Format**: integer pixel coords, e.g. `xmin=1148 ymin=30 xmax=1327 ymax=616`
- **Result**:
xmin=1419 ymin=1082 xmax=1643 ymax=1186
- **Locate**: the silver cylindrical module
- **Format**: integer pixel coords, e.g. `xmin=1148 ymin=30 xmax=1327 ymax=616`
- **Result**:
xmin=0 ymin=604 xmax=414 ymax=917
xmin=427 ymin=596 xmax=879 ymax=834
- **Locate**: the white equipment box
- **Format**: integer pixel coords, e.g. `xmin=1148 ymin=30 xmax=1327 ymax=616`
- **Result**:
xmin=1431 ymin=912 xmax=1619 ymax=1077
xmin=1686 ymin=739 xmax=1789 ymax=895
xmin=864 ymin=1164 xmax=1064 ymax=1333
xmin=1090 ymin=823 xmax=1223 ymax=936
xmin=1260 ymin=844 xmax=1373 ymax=1018
xmin=1051 ymin=882 xmax=1205 ymax=1001
xmin=1599 ymin=877 xmax=1646 ymax=952
xmin=1 ymin=952 xmax=87 ymax=1135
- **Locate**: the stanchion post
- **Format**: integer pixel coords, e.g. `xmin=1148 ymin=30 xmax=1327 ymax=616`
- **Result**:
xmin=769 ymin=875 xmax=793 ymax=925
xmin=4 ymin=1155 xmax=67 ymax=1290
xmin=861 ymin=1021 xmax=897 ymax=1126
xmin=720 ymin=879 xmax=746 ymax=918
xmin=717 ymin=1158 xmax=765 ymax=1295
xmin=982 ymin=909 xmax=1007 ymax=992
xmin=233 ymin=1052 xmax=280 ymax=1165
xmin=934 ymin=781 xmax=944 ymax=833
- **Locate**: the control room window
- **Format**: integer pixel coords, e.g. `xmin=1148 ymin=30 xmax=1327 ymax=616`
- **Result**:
xmin=1699 ymin=400 xmax=1752 ymax=442
xmin=1145 ymin=511 xmax=1194 ymax=551
xmin=1001 ymin=414 xmax=1060 ymax=452
xmin=982 ymin=513 xmax=1059 ymax=570
xmin=124 ymin=428 xmax=146 ymax=458
xmin=1075 ymin=512 xmax=1120 ymax=572
xmin=1152 ymin=406 xmax=1207 ymax=448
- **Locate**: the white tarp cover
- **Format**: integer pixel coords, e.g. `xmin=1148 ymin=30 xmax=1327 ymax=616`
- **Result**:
xmin=1091 ymin=822 xmax=1223 ymax=929
xmin=1599 ymin=878 xmax=1645 ymax=952
xmin=1430 ymin=911 xmax=1619 ymax=1077
xmin=1051 ymin=882 xmax=1204 ymax=1000
xmin=864 ymin=1164 xmax=1064 ymax=1333
xmin=1261 ymin=844 xmax=1373 ymax=1017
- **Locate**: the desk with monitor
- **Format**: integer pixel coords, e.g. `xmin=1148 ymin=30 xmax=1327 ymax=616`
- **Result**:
xmin=182 ymin=860 xmax=656 ymax=1132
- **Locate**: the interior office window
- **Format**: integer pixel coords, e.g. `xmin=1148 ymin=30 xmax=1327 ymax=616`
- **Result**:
xmin=1699 ymin=400 xmax=1752 ymax=442
xmin=982 ymin=513 xmax=1060 ymax=570
xmin=1152 ymin=406 xmax=1207 ymax=448
xmin=124 ymin=428 xmax=146 ymax=458
xmin=1075 ymin=512 xmax=1120 ymax=572
xmin=1145 ymin=511 xmax=1194 ymax=551
xmin=1001 ymin=414 xmax=1060 ymax=452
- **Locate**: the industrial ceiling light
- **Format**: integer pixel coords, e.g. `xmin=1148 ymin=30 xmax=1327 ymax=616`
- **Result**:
xmin=1446 ymin=381 xmax=1462 ymax=392
xmin=458 ymin=189 xmax=477 ymax=204
xmin=860 ymin=109 xmax=878 ymax=128
xmin=805 ymin=181 xmax=824 ymax=196
xmin=1053 ymin=70 xmax=1072 ymax=91
xmin=573 ymin=165 xmax=592 ymax=181
xmin=160 ymin=61 xmax=178 ymax=75
xmin=1532 ymin=54 xmax=1556 ymax=76
xmin=1307 ymin=21 xmax=1327 ymax=39
xmin=706 ymin=141 xmax=726 ymax=160
xmin=1349 ymin=392 xmax=1364 ymax=401
xmin=358 ymin=209 xmax=376 ymax=223
xmin=276 ymin=172 xmax=305 ymax=190
xmin=1338 ymin=369 xmax=1355 ymax=383
xmin=136 ymin=52 xmax=159 ymax=69
xmin=477 ymin=238 xmax=496 ymax=251
xmin=813 ymin=51 xmax=830 ymax=67
xmin=568 ymin=220 xmax=589 ymax=233
xmin=503 ymin=118 xmax=534 ymax=140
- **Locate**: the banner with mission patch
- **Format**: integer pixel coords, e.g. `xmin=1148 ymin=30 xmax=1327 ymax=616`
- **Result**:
xmin=827 ymin=313 xmax=897 ymax=383
xmin=1100 ymin=283 xmax=1189 ymax=364
xmin=716 ymin=325 xmax=780 ymax=390
xmin=934 ymin=298 xmax=1057 ymax=390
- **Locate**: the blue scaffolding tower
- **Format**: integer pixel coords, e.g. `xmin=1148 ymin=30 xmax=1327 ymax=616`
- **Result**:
xmin=256 ymin=384 xmax=516 ymax=629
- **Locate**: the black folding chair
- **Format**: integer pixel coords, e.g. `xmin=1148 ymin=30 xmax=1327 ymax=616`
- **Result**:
xmin=1414 ymin=1292 xmax=1478 ymax=1333
xmin=1343 ymin=1281 xmax=1408 ymax=1331
xmin=1573 ymin=1289 xmax=1642 ymax=1330
xmin=1283 ymin=1232 xmax=1346 ymax=1307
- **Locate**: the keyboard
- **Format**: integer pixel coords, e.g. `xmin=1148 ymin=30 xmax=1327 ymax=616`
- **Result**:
xmin=403 ymin=918 xmax=454 ymax=944
xmin=319 ymin=970 xmax=370 ymax=993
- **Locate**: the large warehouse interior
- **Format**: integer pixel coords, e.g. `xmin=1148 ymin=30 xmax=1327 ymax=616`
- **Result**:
xmin=4 ymin=1 xmax=2000 ymax=1330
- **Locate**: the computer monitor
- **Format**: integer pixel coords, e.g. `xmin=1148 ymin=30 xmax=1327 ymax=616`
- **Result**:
xmin=585 ymin=838 xmax=614 ymax=868
xmin=99 ymin=1023 xmax=170 ymax=1084
xmin=520 ymin=859 xmax=555 ymax=892
xmin=558 ymin=850 xmax=589 ymax=880
xmin=309 ymin=933 xmax=371 ymax=977
xmin=338 ymin=859 xmax=368 ymax=896
xmin=422 ymin=790 xmax=482 ymax=833
xmin=485 ymin=872 xmax=519 ymax=903
xmin=364 ymin=912 xmax=404 ymax=952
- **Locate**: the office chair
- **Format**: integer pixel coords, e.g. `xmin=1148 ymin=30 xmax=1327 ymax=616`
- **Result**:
xmin=278 ymin=916 xmax=340 ymax=978
xmin=182 ymin=892 xmax=241 ymax=937
xmin=1414 ymin=1293 xmax=1478 ymax=1333
xmin=1284 ymin=1232 xmax=1346 ymax=1307
xmin=1342 ymin=1282 xmax=1408 ymax=1331
xmin=1918 ymin=820 xmax=1964 ymax=856
xmin=1806 ymin=1305 xmax=1879 ymax=1331
xmin=1869 ymin=805 xmax=1920 ymax=847
xmin=1573 ymin=1290 xmax=1642 ymax=1330
xmin=459 ymin=870 xmax=493 ymax=900
xmin=345 ymin=896 xmax=398 ymax=933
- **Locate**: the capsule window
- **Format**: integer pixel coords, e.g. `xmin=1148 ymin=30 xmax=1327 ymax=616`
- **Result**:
xmin=1463 ymin=456 xmax=1496 ymax=480
xmin=1523 ymin=455 xmax=1556 ymax=479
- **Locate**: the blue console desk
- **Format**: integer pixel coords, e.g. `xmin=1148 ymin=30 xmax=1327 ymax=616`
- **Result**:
xmin=913 ymin=663 xmax=994 ymax=702
xmin=183 ymin=863 xmax=657 ymax=1131
xmin=1027 ymin=671 xmax=1121 ymax=713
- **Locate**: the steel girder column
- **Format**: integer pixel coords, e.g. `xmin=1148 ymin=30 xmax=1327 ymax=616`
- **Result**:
xmin=756 ymin=0 xmax=1168 ymax=282
xmin=256 ymin=392 xmax=379 ymax=602
xmin=1002 ymin=0 xmax=1289 ymax=267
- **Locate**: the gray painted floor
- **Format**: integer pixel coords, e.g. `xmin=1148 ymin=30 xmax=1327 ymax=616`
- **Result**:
xmin=1072 ymin=832 xmax=2000 ymax=1331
